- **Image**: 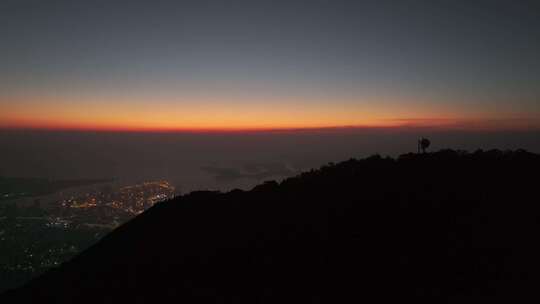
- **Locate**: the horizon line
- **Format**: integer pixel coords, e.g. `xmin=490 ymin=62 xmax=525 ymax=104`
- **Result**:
xmin=1 ymin=123 xmax=539 ymax=134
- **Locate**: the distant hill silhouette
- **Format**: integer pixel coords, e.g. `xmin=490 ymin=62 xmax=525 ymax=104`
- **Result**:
xmin=0 ymin=177 xmax=113 ymax=201
xmin=2 ymin=149 xmax=540 ymax=303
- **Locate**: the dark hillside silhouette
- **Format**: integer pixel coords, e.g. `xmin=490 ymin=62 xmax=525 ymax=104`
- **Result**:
xmin=2 ymin=149 xmax=540 ymax=303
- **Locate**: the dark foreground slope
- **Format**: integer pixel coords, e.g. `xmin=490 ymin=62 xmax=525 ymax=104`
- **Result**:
xmin=2 ymin=150 xmax=540 ymax=303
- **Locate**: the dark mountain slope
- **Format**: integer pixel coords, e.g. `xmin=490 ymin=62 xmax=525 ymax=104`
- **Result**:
xmin=2 ymin=150 xmax=540 ymax=303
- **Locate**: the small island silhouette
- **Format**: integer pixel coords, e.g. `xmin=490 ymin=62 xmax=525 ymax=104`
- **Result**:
xmin=2 ymin=149 xmax=540 ymax=303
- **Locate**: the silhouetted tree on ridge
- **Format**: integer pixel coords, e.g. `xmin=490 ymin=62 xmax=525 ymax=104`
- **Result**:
xmin=418 ymin=137 xmax=431 ymax=153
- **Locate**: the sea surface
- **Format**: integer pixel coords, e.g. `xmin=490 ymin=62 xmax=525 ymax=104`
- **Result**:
xmin=1 ymin=128 xmax=539 ymax=193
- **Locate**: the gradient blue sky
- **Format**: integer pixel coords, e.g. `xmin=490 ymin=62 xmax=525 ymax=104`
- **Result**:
xmin=1 ymin=0 xmax=539 ymax=130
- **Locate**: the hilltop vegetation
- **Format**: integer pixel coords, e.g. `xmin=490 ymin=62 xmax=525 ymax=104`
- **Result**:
xmin=2 ymin=149 xmax=540 ymax=303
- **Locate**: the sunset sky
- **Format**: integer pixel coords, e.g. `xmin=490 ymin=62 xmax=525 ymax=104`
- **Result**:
xmin=1 ymin=0 xmax=539 ymax=131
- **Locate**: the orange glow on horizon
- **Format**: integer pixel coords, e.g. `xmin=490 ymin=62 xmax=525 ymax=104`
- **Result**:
xmin=1 ymin=94 xmax=538 ymax=132
xmin=2 ymin=117 xmax=538 ymax=133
